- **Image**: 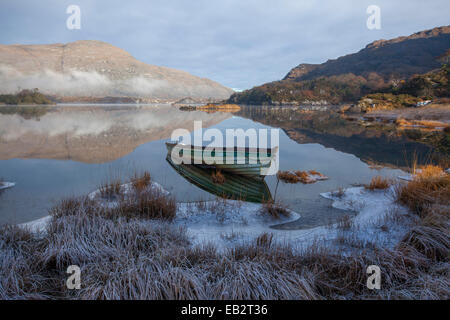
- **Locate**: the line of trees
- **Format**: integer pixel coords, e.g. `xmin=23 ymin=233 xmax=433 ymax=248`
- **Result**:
xmin=0 ymin=88 xmax=54 ymax=105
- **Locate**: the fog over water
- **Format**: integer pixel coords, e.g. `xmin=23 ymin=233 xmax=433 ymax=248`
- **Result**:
xmin=0 ymin=66 xmax=230 ymax=98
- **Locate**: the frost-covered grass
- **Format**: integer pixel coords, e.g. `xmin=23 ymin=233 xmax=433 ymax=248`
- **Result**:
xmin=86 ymin=176 xmax=176 ymax=221
xmin=395 ymin=166 xmax=449 ymax=262
xmin=4 ymin=171 xmax=449 ymax=299
xmin=3 ymin=207 xmax=448 ymax=299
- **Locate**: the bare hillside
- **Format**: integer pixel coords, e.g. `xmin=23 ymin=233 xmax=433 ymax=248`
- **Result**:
xmin=0 ymin=40 xmax=233 ymax=101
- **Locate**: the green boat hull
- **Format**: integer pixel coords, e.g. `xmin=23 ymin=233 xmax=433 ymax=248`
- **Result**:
xmin=165 ymin=142 xmax=276 ymax=179
xmin=166 ymin=156 xmax=273 ymax=203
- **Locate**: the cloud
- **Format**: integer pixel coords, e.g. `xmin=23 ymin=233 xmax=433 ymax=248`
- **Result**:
xmin=0 ymin=65 xmax=170 ymax=97
xmin=0 ymin=0 xmax=448 ymax=89
xmin=0 ymin=64 xmax=233 ymax=98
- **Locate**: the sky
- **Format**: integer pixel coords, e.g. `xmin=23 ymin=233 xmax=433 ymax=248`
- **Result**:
xmin=0 ymin=0 xmax=449 ymax=90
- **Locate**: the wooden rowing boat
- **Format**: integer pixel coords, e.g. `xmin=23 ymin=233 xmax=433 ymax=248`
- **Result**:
xmin=165 ymin=142 xmax=277 ymax=179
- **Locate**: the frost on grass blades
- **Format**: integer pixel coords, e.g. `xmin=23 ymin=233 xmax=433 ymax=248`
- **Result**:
xmin=1 ymin=0 xmax=449 ymax=307
xmin=169 ymin=120 xmax=280 ymax=176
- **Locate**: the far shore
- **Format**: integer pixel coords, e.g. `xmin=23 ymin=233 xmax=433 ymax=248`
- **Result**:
xmin=363 ymin=103 xmax=450 ymax=123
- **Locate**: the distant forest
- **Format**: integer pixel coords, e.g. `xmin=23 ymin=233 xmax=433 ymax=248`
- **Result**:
xmin=228 ymin=65 xmax=450 ymax=107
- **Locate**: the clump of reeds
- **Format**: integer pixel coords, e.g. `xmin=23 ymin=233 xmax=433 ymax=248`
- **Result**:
xmin=336 ymin=214 xmax=353 ymax=231
xmin=49 ymin=197 xmax=101 ymax=219
xmin=195 ymin=200 xmax=207 ymax=212
xmin=294 ymin=171 xmax=311 ymax=183
xmin=396 ymin=166 xmax=449 ymax=215
xmin=112 ymin=189 xmax=176 ymax=221
xmin=0 ymin=225 xmax=54 ymax=299
xmin=277 ymin=170 xmax=300 ymax=183
xmin=416 ymin=165 xmax=446 ymax=179
xmin=211 ymin=170 xmax=226 ymax=184
xmin=332 ymin=187 xmax=346 ymax=198
xmin=277 ymin=170 xmax=325 ymax=184
xmin=52 ymin=186 xmax=176 ymax=222
xmin=365 ymin=176 xmax=391 ymax=190
xmin=395 ymin=165 xmax=449 ymax=263
xmin=99 ymin=179 xmax=122 ymax=199
xmin=399 ymin=215 xmax=449 ymax=262
xmin=132 ymin=171 xmax=151 ymax=192
xmin=256 ymin=232 xmax=273 ymax=248
xmin=308 ymin=170 xmax=325 ymax=177
xmin=260 ymin=200 xmax=290 ymax=219
xmin=207 ymin=197 xmax=228 ymax=222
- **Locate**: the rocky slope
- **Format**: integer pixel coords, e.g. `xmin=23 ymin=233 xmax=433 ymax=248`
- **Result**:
xmin=287 ymin=26 xmax=450 ymax=82
xmin=229 ymin=26 xmax=450 ymax=105
xmin=283 ymin=63 xmax=319 ymax=80
xmin=0 ymin=40 xmax=233 ymax=101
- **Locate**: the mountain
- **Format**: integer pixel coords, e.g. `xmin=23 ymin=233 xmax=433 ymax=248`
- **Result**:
xmin=229 ymin=26 xmax=450 ymax=105
xmin=283 ymin=64 xmax=319 ymax=80
xmin=0 ymin=40 xmax=233 ymax=102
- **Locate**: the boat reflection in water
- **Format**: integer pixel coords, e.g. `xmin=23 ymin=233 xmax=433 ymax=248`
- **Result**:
xmin=165 ymin=142 xmax=278 ymax=180
xmin=165 ymin=155 xmax=273 ymax=203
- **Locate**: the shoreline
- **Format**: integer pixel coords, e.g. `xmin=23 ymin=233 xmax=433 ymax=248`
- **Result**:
xmin=19 ymin=182 xmax=412 ymax=252
xmin=7 ymin=165 xmax=448 ymax=299
xmin=344 ymin=104 xmax=450 ymax=129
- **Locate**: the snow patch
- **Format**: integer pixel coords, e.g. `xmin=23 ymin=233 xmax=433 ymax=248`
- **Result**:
xmin=88 ymin=181 xmax=169 ymax=208
xmin=175 ymin=200 xmax=301 ymax=247
xmin=18 ymin=184 xmax=413 ymax=253
xmin=398 ymin=175 xmax=413 ymax=181
xmin=318 ymin=186 xmax=412 ymax=251
xmin=320 ymin=186 xmax=400 ymax=224
xmin=19 ymin=215 xmax=51 ymax=233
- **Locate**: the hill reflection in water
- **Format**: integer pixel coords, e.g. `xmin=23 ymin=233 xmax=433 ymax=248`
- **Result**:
xmin=235 ymin=105 xmax=436 ymax=169
xmin=0 ymin=104 xmax=230 ymax=163
xmin=0 ymin=104 xmax=436 ymax=228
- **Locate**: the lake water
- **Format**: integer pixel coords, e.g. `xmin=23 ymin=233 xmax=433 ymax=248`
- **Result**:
xmin=0 ymin=104 xmax=433 ymax=227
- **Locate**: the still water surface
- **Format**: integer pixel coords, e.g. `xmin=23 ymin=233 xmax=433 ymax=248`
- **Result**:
xmin=1 ymin=104 xmax=428 ymax=227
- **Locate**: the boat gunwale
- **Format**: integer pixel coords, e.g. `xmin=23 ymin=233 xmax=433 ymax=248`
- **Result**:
xmin=166 ymin=141 xmax=278 ymax=155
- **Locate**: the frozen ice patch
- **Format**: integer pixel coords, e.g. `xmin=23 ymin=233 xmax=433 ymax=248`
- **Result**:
xmin=0 ymin=181 xmax=15 ymax=190
xmin=19 ymin=215 xmax=51 ymax=233
xmin=88 ymin=181 xmax=169 ymax=208
xmin=175 ymin=199 xmax=301 ymax=248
